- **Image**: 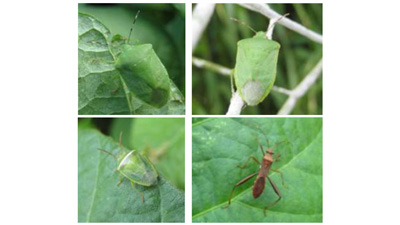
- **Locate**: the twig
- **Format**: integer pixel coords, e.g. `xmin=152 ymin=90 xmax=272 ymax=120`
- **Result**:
xmin=278 ymin=59 xmax=323 ymax=115
xmin=272 ymin=86 xmax=292 ymax=96
xmin=192 ymin=57 xmax=231 ymax=76
xmin=192 ymin=57 xmax=292 ymax=96
xmin=192 ymin=4 xmax=216 ymax=51
xmin=226 ymin=92 xmax=245 ymax=115
xmin=193 ymin=56 xmax=322 ymax=114
xmin=239 ymin=3 xmax=323 ymax=44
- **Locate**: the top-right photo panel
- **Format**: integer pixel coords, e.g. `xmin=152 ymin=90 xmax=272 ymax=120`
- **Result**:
xmin=192 ymin=3 xmax=322 ymax=115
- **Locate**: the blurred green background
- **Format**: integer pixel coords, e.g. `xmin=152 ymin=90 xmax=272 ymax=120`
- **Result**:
xmin=79 ymin=3 xmax=185 ymax=95
xmin=78 ymin=118 xmax=185 ymax=191
xmin=192 ymin=4 xmax=322 ymax=115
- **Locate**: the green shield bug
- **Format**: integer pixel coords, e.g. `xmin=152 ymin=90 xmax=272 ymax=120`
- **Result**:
xmin=98 ymin=133 xmax=158 ymax=203
xmin=232 ymin=16 xmax=287 ymax=106
xmin=115 ymin=10 xmax=171 ymax=108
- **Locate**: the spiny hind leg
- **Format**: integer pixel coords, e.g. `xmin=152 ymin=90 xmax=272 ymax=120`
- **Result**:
xmin=263 ymin=176 xmax=282 ymax=216
xmin=224 ymin=172 xmax=258 ymax=209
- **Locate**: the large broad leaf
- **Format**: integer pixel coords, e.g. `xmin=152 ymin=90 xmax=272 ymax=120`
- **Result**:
xmin=78 ymin=13 xmax=130 ymax=115
xmin=78 ymin=4 xmax=185 ymax=88
xmin=192 ymin=118 xmax=322 ymax=222
xmin=78 ymin=12 xmax=185 ymax=115
xmin=78 ymin=128 xmax=185 ymax=222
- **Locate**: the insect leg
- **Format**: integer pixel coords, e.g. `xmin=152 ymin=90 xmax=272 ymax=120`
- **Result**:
xmin=237 ymin=155 xmax=261 ymax=169
xmin=269 ymin=168 xmax=285 ymax=187
xmin=131 ymin=181 xmax=145 ymax=204
xmin=230 ymin=70 xmax=235 ymax=95
xmin=274 ymin=153 xmax=281 ymax=161
xmin=263 ymin=176 xmax=282 ymax=215
xmin=117 ymin=175 xmax=125 ymax=186
xmin=224 ymin=172 xmax=258 ymax=208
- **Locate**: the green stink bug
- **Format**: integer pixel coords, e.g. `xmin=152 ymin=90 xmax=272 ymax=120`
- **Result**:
xmin=115 ymin=11 xmax=171 ymax=108
xmin=98 ymin=134 xmax=158 ymax=203
xmin=232 ymin=17 xmax=285 ymax=106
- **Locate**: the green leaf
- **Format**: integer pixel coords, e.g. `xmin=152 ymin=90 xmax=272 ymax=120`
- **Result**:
xmin=192 ymin=118 xmax=322 ymax=222
xmin=78 ymin=4 xmax=186 ymax=89
xmin=78 ymin=128 xmax=184 ymax=222
xmin=78 ymin=12 xmax=185 ymax=115
xmin=78 ymin=13 xmax=130 ymax=115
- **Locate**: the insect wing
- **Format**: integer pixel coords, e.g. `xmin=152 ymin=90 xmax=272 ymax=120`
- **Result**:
xmin=234 ymin=37 xmax=280 ymax=106
xmin=116 ymin=44 xmax=171 ymax=108
xmin=118 ymin=150 xmax=158 ymax=186
xmin=252 ymin=176 xmax=266 ymax=198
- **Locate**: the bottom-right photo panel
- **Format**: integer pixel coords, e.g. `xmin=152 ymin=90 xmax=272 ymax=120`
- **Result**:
xmin=192 ymin=117 xmax=322 ymax=222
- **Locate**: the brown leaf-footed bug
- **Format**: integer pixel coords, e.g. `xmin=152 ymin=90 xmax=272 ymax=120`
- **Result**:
xmin=224 ymin=131 xmax=287 ymax=215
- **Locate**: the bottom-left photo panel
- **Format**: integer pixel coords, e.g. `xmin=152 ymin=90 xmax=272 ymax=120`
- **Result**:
xmin=78 ymin=118 xmax=185 ymax=222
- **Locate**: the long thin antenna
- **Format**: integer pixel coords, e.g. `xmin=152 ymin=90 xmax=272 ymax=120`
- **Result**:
xmin=230 ymin=17 xmax=256 ymax=34
xmin=271 ymin=141 xmax=288 ymax=151
xmin=98 ymin=148 xmax=118 ymax=161
xmin=127 ymin=10 xmax=141 ymax=44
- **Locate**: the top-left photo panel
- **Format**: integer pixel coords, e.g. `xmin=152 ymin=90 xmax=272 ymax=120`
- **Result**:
xmin=78 ymin=3 xmax=185 ymax=115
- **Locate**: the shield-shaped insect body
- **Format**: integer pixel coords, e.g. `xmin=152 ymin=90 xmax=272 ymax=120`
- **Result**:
xmin=117 ymin=150 xmax=158 ymax=186
xmin=234 ymin=31 xmax=280 ymax=106
xmin=99 ymin=146 xmax=159 ymax=187
xmin=115 ymin=43 xmax=171 ymax=108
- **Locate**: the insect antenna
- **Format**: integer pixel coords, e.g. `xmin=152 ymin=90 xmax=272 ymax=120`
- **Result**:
xmin=255 ymin=137 xmax=265 ymax=156
xmin=127 ymin=10 xmax=141 ymax=44
xmin=98 ymin=148 xmax=118 ymax=161
xmin=230 ymin=17 xmax=257 ymax=34
xmin=271 ymin=140 xmax=289 ymax=151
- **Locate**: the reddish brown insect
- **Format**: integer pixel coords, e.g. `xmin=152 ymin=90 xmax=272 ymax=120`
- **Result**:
xmin=225 ymin=135 xmax=285 ymax=215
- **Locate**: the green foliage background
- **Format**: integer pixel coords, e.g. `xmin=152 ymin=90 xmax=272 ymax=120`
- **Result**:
xmin=78 ymin=3 xmax=185 ymax=115
xmin=192 ymin=4 xmax=322 ymax=115
xmin=192 ymin=118 xmax=322 ymax=222
xmin=78 ymin=118 xmax=185 ymax=222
